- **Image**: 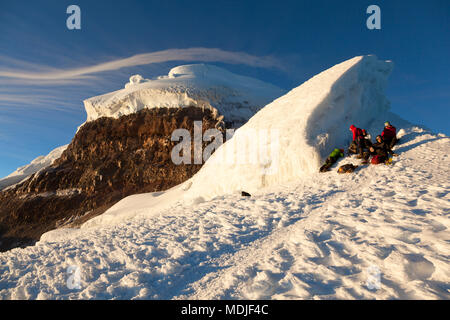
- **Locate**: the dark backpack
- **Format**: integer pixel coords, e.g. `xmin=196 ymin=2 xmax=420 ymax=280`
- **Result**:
xmin=337 ymin=164 xmax=358 ymax=173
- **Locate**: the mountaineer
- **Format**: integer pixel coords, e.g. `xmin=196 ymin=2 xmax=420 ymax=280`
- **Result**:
xmin=320 ymin=148 xmax=345 ymax=172
xmin=381 ymin=121 xmax=398 ymax=149
xmin=369 ymin=135 xmax=398 ymax=164
xmin=349 ymin=125 xmax=371 ymax=159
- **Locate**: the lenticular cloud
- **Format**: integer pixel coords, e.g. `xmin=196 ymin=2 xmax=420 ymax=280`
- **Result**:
xmin=0 ymin=48 xmax=282 ymax=83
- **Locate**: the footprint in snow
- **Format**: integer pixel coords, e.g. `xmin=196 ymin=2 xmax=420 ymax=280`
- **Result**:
xmin=403 ymin=254 xmax=435 ymax=281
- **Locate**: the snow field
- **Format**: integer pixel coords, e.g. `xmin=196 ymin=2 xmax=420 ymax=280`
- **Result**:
xmin=181 ymin=128 xmax=450 ymax=300
xmin=0 ymin=127 xmax=448 ymax=299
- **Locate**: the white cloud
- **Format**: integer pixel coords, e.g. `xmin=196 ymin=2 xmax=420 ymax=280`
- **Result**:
xmin=0 ymin=48 xmax=283 ymax=111
xmin=0 ymin=48 xmax=283 ymax=83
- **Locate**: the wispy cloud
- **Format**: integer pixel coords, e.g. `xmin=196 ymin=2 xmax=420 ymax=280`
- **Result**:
xmin=0 ymin=48 xmax=283 ymax=83
xmin=0 ymin=47 xmax=284 ymax=111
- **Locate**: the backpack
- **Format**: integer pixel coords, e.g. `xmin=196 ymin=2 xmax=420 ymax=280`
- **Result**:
xmin=371 ymin=155 xmax=385 ymax=165
xmin=337 ymin=164 xmax=358 ymax=174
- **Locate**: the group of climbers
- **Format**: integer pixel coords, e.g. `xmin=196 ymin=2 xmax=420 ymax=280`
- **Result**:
xmin=320 ymin=121 xmax=399 ymax=173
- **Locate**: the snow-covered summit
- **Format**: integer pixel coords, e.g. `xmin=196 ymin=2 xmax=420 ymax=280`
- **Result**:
xmin=84 ymin=64 xmax=285 ymax=125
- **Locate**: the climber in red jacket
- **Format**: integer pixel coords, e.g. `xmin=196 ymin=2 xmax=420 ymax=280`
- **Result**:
xmin=350 ymin=125 xmax=363 ymax=141
xmin=349 ymin=125 xmax=368 ymax=158
xmin=381 ymin=121 xmax=398 ymax=149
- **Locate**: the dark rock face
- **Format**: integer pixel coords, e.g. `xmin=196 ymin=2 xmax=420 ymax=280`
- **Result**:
xmin=0 ymin=107 xmax=225 ymax=252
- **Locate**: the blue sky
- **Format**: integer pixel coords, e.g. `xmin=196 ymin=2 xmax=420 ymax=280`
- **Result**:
xmin=0 ymin=0 xmax=449 ymax=177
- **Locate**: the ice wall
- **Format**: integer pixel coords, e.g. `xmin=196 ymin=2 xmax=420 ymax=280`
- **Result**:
xmin=183 ymin=55 xmax=394 ymax=200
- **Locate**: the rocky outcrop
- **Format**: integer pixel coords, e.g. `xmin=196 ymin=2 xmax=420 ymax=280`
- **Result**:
xmin=0 ymin=107 xmax=225 ymax=252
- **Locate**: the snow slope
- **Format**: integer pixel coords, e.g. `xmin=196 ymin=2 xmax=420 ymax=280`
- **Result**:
xmin=0 ymin=145 xmax=68 ymax=191
xmin=0 ymin=126 xmax=448 ymax=299
xmin=83 ymin=64 xmax=285 ymax=125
